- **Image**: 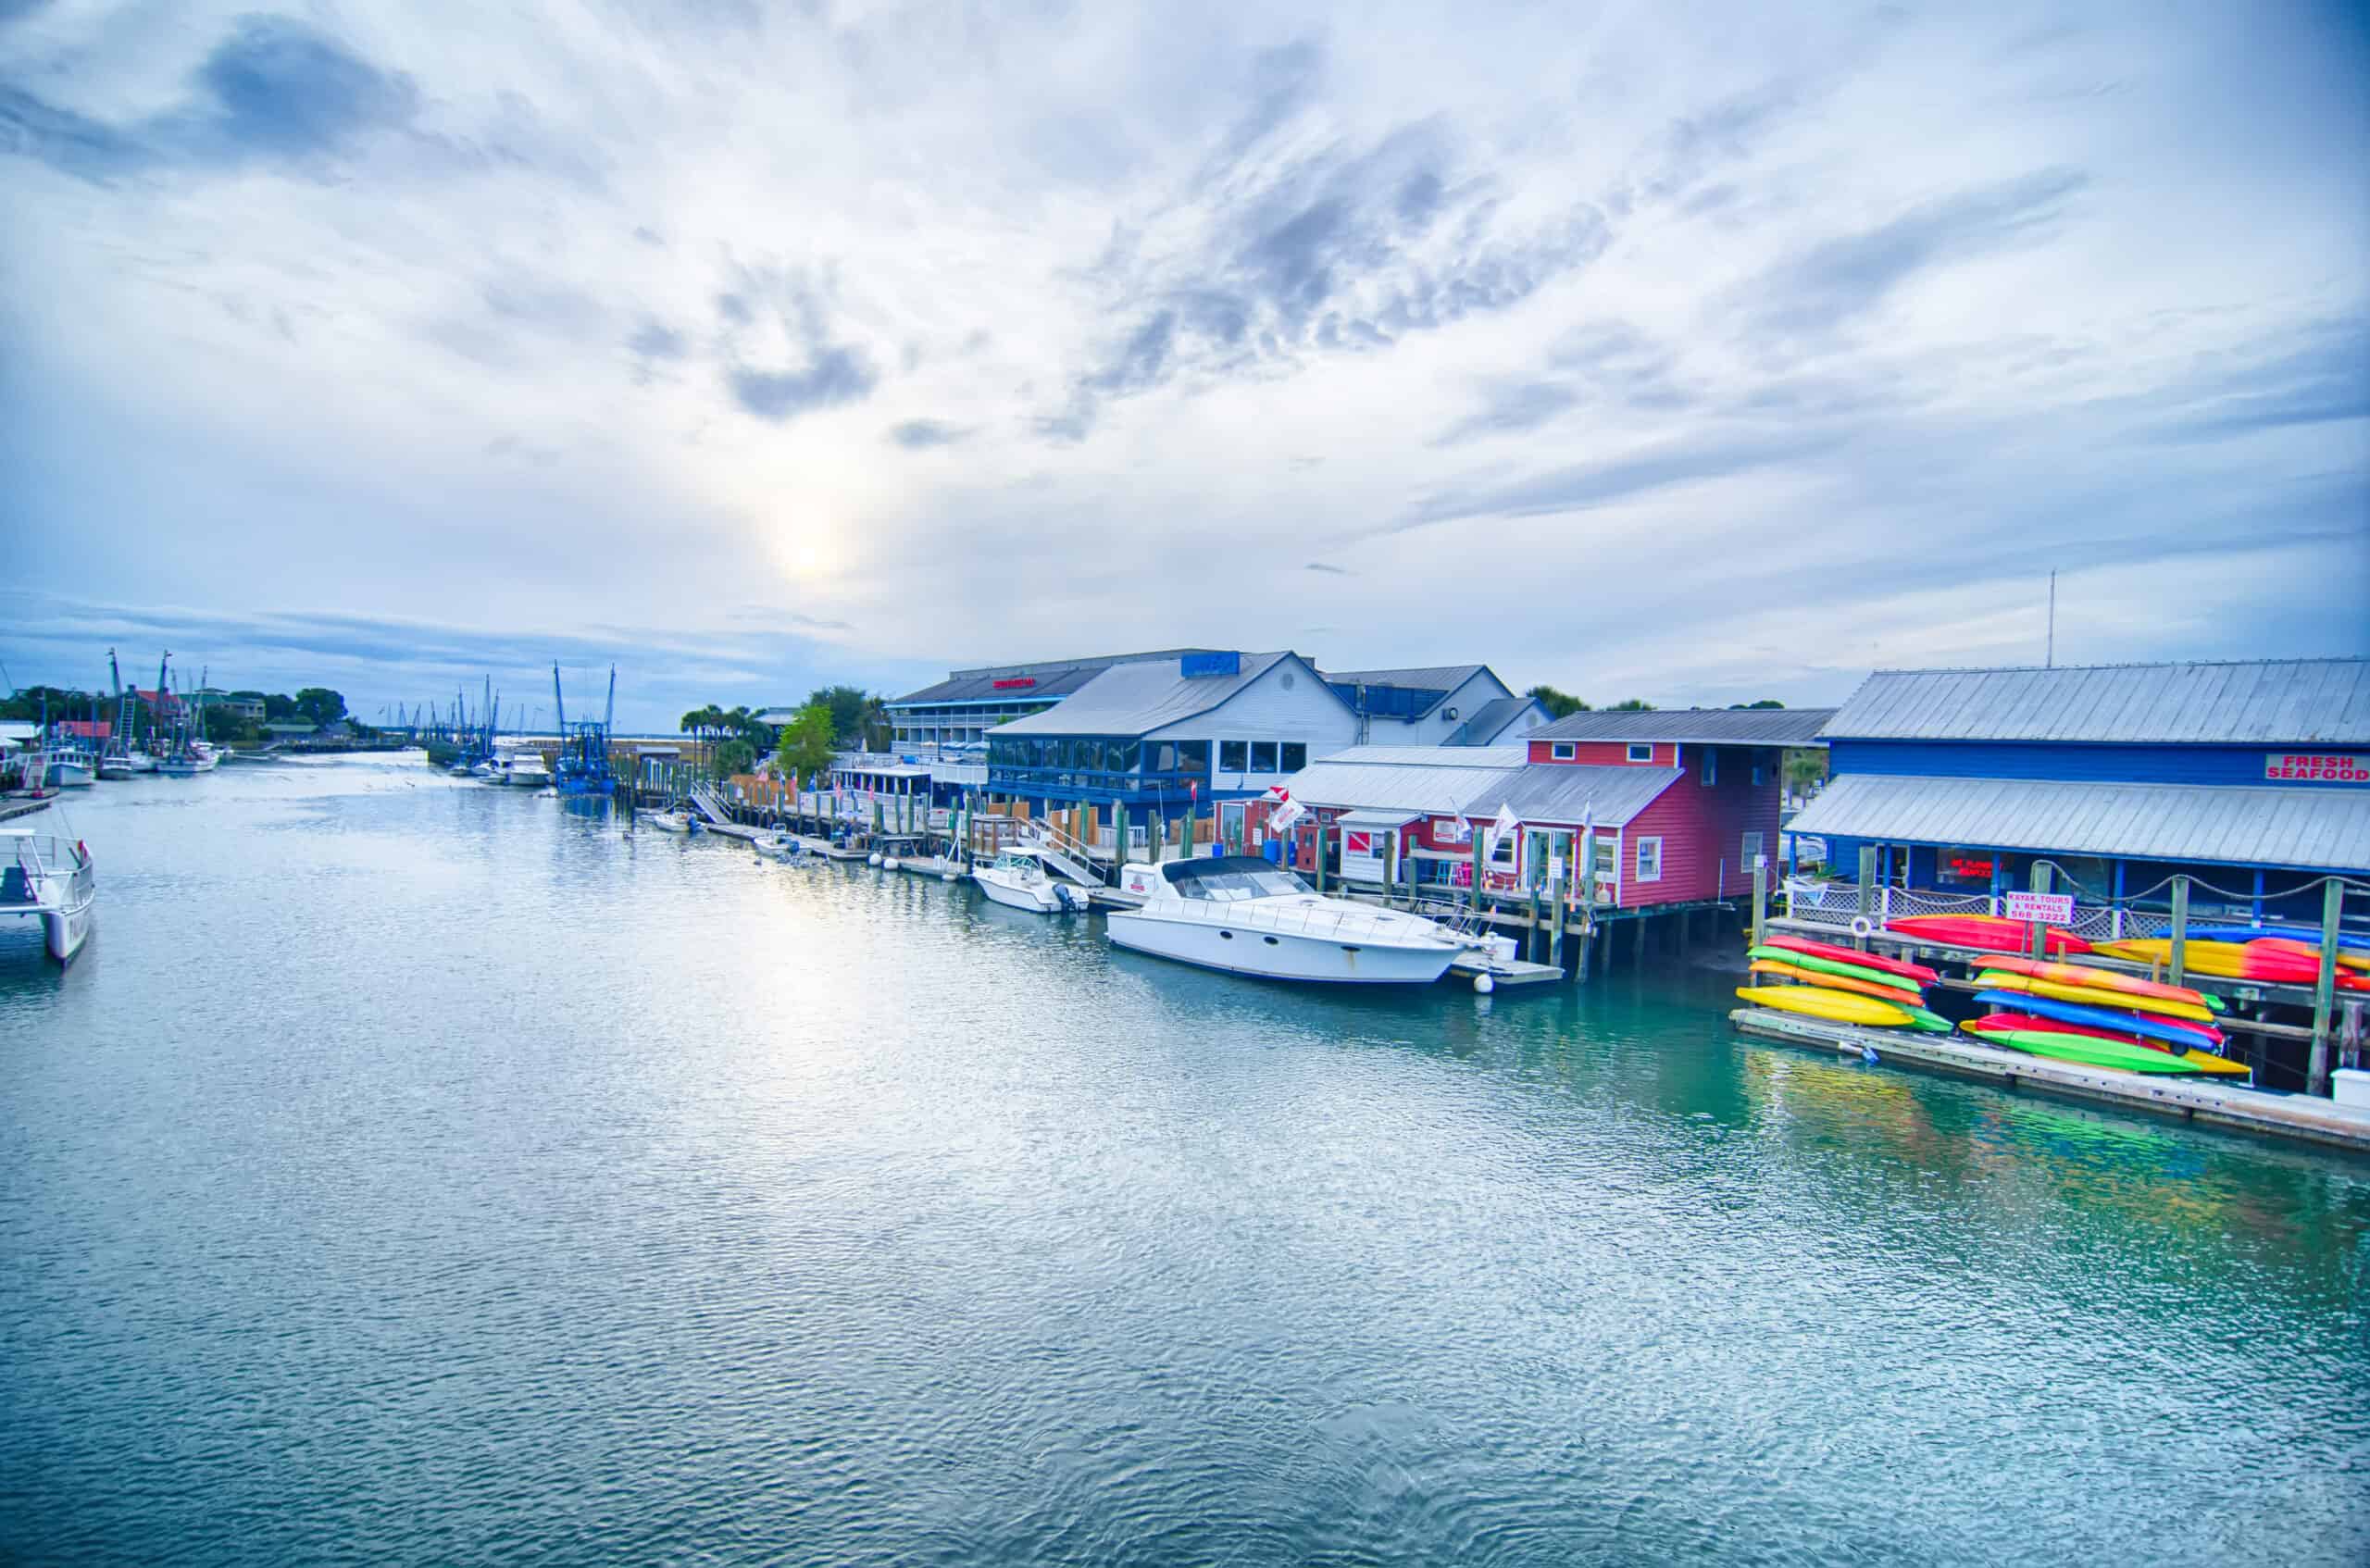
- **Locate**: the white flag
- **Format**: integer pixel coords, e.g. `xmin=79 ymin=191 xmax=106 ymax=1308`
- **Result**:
xmin=1486 ymin=801 xmax=1519 ymax=855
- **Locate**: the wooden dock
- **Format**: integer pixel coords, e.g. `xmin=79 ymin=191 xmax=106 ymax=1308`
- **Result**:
xmin=1729 ymin=1005 xmax=2370 ymax=1157
xmin=0 ymin=797 xmax=56 ymax=825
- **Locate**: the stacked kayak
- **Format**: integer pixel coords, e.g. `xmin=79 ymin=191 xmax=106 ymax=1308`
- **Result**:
xmin=1884 ymin=913 xmax=2092 ymax=955
xmin=2093 ymin=937 xmax=2370 ymax=990
xmin=1959 ymin=957 xmax=2250 ymax=1077
xmin=1739 ymin=935 xmax=1952 ymax=1032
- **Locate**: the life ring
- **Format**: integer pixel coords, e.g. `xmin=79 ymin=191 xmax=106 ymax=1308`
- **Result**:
xmin=1850 ymin=915 xmax=1874 ymax=939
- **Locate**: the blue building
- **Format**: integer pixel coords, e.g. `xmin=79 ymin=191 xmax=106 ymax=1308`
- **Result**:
xmin=1790 ymin=660 xmax=2370 ymax=926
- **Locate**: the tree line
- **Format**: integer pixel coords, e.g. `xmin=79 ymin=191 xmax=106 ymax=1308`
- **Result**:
xmin=679 ymin=685 xmax=893 ymax=782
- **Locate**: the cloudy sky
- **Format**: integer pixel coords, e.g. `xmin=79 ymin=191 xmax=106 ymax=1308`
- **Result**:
xmin=3 ymin=1 xmax=2364 ymax=729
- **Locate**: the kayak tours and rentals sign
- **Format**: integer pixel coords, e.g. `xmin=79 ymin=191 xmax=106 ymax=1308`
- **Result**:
xmin=2003 ymin=890 xmax=2076 ymax=925
xmin=2264 ymin=753 xmax=2370 ymax=783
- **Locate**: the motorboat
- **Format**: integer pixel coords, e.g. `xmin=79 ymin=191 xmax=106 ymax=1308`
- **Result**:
xmin=502 ymin=750 xmax=552 ymax=789
xmin=47 ymin=754 xmax=95 ymax=790
xmin=974 ymin=847 xmax=1086 ymax=914
xmin=1104 ymin=855 xmax=1473 ymax=984
xmin=3 ymin=828 xmax=94 ymax=964
xmin=97 ymin=749 xmax=156 ymax=779
xmin=647 ymin=810 xmax=699 ymax=835
xmin=153 ymin=745 xmax=219 ymax=777
xmin=753 ymin=831 xmax=806 ymax=862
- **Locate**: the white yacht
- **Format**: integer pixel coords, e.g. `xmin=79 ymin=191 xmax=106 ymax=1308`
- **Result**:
xmin=4 ymin=828 xmax=94 ymax=964
xmin=97 ymin=749 xmax=156 ymax=779
xmin=646 ymin=809 xmax=699 ymax=834
xmin=974 ymin=847 xmax=1086 ymax=914
xmin=502 ymin=750 xmax=552 ymax=789
xmin=1104 ymin=855 xmax=1473 ymax=985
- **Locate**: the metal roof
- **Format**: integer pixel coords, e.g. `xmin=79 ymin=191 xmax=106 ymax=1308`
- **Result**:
xmin=890 ymin=660 xmax=1135 ymax=708
xmin=1532 ymin=707 xmax=1837 ymax=746
xmin=1785 ymin=773 xmax=2370 ymax=873
xmin=1447 ymin=694 xmax=1543 ymax=745
xmin=1317 ymin=664 xmax=1486 ymax=691
xmin=1339 ymin=807 xmax=1422 ymax=828
xmin=1473 ymin=765 xmax=1681 ymax=828
xmin=990 ymin=652 xmax=1325 ymax=738
xmin=1821 ymin=660 xmax=2370 ymax=744
xmin=1283 ymin=747 xmax=1528 ymax=813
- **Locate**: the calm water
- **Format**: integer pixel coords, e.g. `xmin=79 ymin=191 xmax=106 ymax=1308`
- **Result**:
xmin=4 ymin=755 xmax=2365 ymax=1565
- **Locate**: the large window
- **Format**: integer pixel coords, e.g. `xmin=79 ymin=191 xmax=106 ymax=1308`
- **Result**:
xmin=1219 ymin=740 xmax=1249 ymax=772
xmin=1250 ymin=740 xmax=1278 ymax=773
xmin=1635 ymin=837 xmax=1663 ymax=882
xmin=1177 ymin=740 xmax=1210 ymax=777
xmin=1280 ymin=742 xmax=1307 ymax=772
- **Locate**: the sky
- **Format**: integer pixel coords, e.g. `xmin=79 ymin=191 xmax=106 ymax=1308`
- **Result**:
xmin=3 ymin=0 xmax=2365 ymax=731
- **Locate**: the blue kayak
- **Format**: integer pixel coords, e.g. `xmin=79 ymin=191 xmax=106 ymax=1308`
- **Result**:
xmin=2186 ymin=925 xmax=2370 ymax=952
xmin=1972 ymin=990 xmax=2220 ymax=1052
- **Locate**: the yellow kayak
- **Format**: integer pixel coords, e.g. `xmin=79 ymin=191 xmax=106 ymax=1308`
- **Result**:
xmin=1972 ymin=972 xmax=2218 ymax=1024
xmin=1738 ymin=985 xmax=1912 ymax=1027
xmin=2091 ymin=939 xmax=2252 ymax=974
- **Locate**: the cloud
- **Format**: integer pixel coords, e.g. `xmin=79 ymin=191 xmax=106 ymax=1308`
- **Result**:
xmin=888 ymin=419 xmax=967 ymax=449
xmin=627 ymin=320 xmax=686 ymax=360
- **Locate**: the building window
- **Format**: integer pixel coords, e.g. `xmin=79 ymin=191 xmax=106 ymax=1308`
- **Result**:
xmin=1627 ymin=743 xmax=1653 ymax=763
xmin=1220 ymin=740 xmax=1248 ymax=772
xmin=1177 ymin=740 xmax=1210 ymax=777
xmin=1551 ymin=741 xmax=1576 ymax=761
xmin=1250 ymin=740 xmax=1278 ymax=773
xmin=1702 ymin=750 xmax=1718 ymax=787
xmin=1280 ymin=742 xmax=1307 ymax=772
xmin=1752 ymin=762 xmax=1765 ymax=787
xmin=1635 ymin=836 xmax=1663 ymax=883
xmin=1740 ymin=830 xmax=1764 ymax=869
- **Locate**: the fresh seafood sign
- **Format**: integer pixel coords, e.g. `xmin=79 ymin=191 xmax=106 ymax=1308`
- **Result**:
xmin=2264 ymin=752 xmax=2369 ymax=782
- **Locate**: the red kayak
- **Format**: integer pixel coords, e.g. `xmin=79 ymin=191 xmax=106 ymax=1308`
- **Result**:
xmin=1886 ymin=914 xmax=2092 ymax=955
xmin=1763 ymin=934 xmax=1939 ymax=984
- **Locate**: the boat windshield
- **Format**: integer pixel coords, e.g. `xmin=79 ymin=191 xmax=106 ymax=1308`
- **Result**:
xmin=1163 ymin=855 xmax=1312 ymax=902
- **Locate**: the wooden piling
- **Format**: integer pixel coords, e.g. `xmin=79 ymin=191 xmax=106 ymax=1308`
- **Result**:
xmin=2028 ymin=863 xmax=2054 ymax=960
xmin=2309 ymin=878 xmax=2342 ymax=1098
xmin=1751 ymin=859 xmax=1768 ymax=952
xmin=2169 ymin=876 xmax=2191 ymax=988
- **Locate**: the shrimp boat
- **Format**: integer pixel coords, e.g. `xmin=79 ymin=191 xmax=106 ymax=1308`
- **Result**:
xmin=4 ymin=828 xmax=95 ymax=964
xmin=1104 ymin=855 xmax=1476 ymax=985
xmin=973 ymin=847 xmax=1087 ymax=913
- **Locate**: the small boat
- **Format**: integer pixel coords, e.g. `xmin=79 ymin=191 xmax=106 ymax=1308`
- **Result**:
xmin=1973 ymin=954 xmax=2223 ymax=1012
xmin=46 ymin=754 xmax=95 ymax=789
xmin=753 ymin=833 xmax=806 ymax=862
xmin=1749 ymin=958 xmax=1923 ymax=1006
xmin=646 ymin=810 xmax=695 ymax=834
xmin=1737 ymin=984 xmax=1913 ymax=1027
xmin=973 ymin=848 xmax=1085 ymax=913
xmin=1967 ymin=1012 xmax=2251 ymax=1076
xmin=1762 ymin=934 xmax=1938 ymax=983
xmin=1970 ymin=971 xmax=2219 ymax=1025
xmin=1970 ymin=989 xmax=2223 ymax=1050
xmin=502 ymin=751 xmax=552 ymax=789
xmin=1745 ymin=944 xmax=1922 ymax=994
xmin=1961 ymin=1018 xmax=2202 ymax=1075
xmin=1885 ymin=913 xmax=2091 ymax=955
xmin=3 ymin=828 xmax=94 ymax=964
xmin=1106 ymin=855 xmax=1473 ymax=985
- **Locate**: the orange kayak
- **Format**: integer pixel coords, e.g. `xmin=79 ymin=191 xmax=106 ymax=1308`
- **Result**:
xmin=1750 ymin=959 xmax=1927 ymax=1006
xmin=1975 ymin=954 xmax=2223 ymax=1013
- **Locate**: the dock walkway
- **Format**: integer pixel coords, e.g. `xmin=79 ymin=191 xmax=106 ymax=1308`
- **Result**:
xmin=1730 ymin=1004 xmax=2370 ymax=1156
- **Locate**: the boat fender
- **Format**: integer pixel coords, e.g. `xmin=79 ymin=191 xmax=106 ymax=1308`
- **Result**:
xmin=1861 ymin=1045 xmax=1879 ymax=1064
xmin=1475 ymin=972 xmax=1495 ymax=994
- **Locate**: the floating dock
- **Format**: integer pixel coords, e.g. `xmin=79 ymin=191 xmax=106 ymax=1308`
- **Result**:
xmin=1729 ymin=1005 xmax=2370 ymax=1156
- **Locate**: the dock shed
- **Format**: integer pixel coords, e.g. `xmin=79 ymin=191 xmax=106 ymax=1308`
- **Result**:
xmin=1790 ymin=660 xmax=2370 ymax=925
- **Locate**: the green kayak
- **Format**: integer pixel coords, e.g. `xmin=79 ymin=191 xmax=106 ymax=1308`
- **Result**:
xmin=1962 ymin=1025 xmax=2202 ymax=1075
xmin=1745 ymin=945 xmax=1921 ymax=994
xmin=1903 ymin=1007 xmax=1953 ymax=1033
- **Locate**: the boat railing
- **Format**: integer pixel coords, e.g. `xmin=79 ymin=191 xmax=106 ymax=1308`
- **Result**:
xmin=1148 ymin=895 xmax=1454 ymax=947
xmin=6 ymin=835 xmax=93 ymax=915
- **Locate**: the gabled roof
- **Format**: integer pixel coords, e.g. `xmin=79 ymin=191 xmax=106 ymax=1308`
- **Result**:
xmin=1447 ymin=694 xmax=1547 ymax=745
xmin=992 ymin=652 xmax=1340 ymax=738
xmin=1532 ymin=707 xmax=1836 ymax=746
xmin=1319 ymin=664 xmax=1487 ymax=691
xmin=891 ymin=649 xmax=1222 ymax=707
xmin=1474 ymin=764 xmax=1681 ymax=828
xmin=1786 ymin=773 xmax=2370 ymax=874
xmin=1282 ymin=746 xmax=1527 ymax=813
xmin=1823 ymin=660 xmax=2370 ymax=745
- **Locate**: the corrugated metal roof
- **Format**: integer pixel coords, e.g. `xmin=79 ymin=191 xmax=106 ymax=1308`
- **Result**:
xmin=1317 ymin=665 xmax=1485 ymax=691
xmin=1475 ymin=765 xmax=1680 ymax=828
xmin=991 ymin=652 xmax=1315 ymax=738
xmin=1532 ymin=707 xmax=1837 ymax=745
xmin=1283 ymin=748 xmax=1528 ymax=813
xmin=890 ymin=660 xmax=1134 ymax=707
xmin=1822 ymin=660 xmax=2370 ymax=744
xmin=1785 ymin=773 xmax=2370 ymax=872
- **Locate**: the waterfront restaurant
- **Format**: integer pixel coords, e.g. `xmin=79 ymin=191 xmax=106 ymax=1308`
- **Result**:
xmin=1786 ymin=660 xmax=2370 ymax=924
xmin=985 ymin=651 xmax=1363 ymax=842
xmin=882 ymin=649 xmax=1226 ymax=758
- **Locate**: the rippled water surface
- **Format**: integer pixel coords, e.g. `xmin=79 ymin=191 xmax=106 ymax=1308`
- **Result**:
xmin=4 ymin=756 xmax=2366 ymax=1564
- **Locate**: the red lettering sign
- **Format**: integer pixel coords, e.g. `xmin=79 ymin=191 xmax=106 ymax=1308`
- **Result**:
xmin=991 ymin=677 xmax=1037 ymax=691
xmin=2264 ymin=753 xmax=2370 ymax=783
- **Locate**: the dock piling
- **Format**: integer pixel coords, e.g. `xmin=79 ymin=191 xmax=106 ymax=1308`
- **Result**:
xmin=2169 ymin=876 xmax=2191 ymax=988
xmin=2309 ymin=879 xmax=2343 ymax=1098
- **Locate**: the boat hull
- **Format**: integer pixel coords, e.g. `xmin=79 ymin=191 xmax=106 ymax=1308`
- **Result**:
xmin=1886 ymin=914 xmax=2091 ymax=954
xmin=976 ymin=869 xmax=1071 ymax=913
xmin=43 ymin=902 xmax=92 ymax=964
xmin=49 ymin=762 xmax=94 ymax=789
xmin=1106 ymin=910 xmax=1457 ymax=985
